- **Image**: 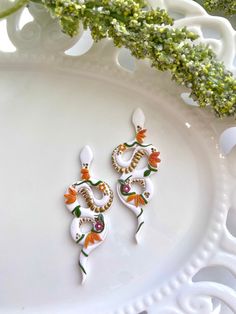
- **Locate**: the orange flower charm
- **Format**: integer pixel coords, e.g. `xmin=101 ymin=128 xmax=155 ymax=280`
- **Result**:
xmin=118 ymin=144 xmax=127 ymax=152
xmin=127 ymin=193 xmax=146 ymax=207
xmin=64 ymin=187 xmax=77 ymax=204
xmin=84 ymin=232 xmax=102 ymax=248
xmin=136 ymin=129 xmax=147 ymax=143
xmin=148 ymin=152 xmax=161 ymax=168
xmin=81 ymin=168 xmax=90 ymax=180
xmin=98 ymin=182 xmax=106 ymax=192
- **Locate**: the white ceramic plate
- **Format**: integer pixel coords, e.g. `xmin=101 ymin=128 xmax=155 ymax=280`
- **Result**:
xmin=0 ymin=1 xmax=236 ymax=314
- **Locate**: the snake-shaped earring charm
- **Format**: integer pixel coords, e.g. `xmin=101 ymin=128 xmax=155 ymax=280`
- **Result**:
xmin=112 ymin=108 xmax=161 ymax=243
xmin=64 ymin=146 xmax=113 ymax=284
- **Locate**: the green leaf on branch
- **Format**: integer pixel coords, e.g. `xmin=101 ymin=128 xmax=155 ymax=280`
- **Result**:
xmin=72 ymin=205 xmax=81 ymax=217
xmin=144 ymin=169 xmax=151 ymax=177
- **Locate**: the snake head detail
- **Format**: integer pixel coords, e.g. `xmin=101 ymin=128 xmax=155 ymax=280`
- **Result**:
xmin=80 ymin=145 xmax=93 ymax=180
xmin=132 ymin=108 xmax=147 ymax=143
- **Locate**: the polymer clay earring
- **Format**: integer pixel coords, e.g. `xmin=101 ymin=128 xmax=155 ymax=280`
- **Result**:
xmin=64 ymin=146 xmax=113 ymax=284
xmin=112 ymin=108 xmax=161 ymax=243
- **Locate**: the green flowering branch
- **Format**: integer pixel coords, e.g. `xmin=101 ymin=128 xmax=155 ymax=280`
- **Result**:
xmin=0 ymin=0 xmax=28 ymax=19
xmin=202 ymin=0 xmax=236 ymax=16
xmin=1 ymin=0 xmax=236 ymax=118
xmin=41 ymin=0 xmax=236 ymax=118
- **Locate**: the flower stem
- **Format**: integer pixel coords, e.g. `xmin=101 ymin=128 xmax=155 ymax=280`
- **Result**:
xmin=0 ymin=0 xmax=29 ymax=19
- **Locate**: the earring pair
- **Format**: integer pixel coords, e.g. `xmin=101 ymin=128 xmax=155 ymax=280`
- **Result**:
xmin=64 ymin=108 xmax=161 ymax=284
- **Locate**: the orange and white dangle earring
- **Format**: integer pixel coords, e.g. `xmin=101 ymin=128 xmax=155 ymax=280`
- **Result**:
xmin=64 ymin=146 xmax=113 ymax=284
xmin=112 ymin=108 xmax=161 ymax=243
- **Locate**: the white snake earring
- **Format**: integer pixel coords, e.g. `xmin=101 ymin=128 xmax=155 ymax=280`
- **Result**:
xmin=64 ymin=146 xmax=113 ymax=284
xmin=112 ymin=108 xmax=161 ymax=243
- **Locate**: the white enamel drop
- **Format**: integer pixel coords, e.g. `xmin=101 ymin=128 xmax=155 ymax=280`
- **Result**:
xmin=132 ymin=108 xmax=145 ymax=129
xmin=65 ymin=145 xmax=113 ymax=284
xmin=112 ymin=108 xmax=161 ymax=243
xmin=80 ymin=145 xmax=93 ymax=166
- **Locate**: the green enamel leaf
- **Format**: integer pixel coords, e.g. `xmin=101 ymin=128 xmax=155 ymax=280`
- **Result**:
xmin=120 ymin=189 xmax=136 ymax=196
xmin=118 ymin=179 xmax=125 ymax=185
xmin=144 ymin=169 xmax=151 ymax=177
xmin=72 ymin=205 xmax=81 ymax=217
xmin=148 ymin=165 xmax=158 ymax=172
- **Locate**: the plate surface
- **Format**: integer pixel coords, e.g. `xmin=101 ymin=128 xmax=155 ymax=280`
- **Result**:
xmin=0 ymin=62 xmax=223 ymax=313
xmin=0 ymin=1 xmax=236 ymax=314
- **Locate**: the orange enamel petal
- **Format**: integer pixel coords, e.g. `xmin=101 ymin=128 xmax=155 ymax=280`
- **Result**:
xmin=81 ymin=168 xmax=90 ymax=180
xmin=136 ymin=129 xmax=147 ymax=143
xmin=149 ymin=157 xmax=158 ymax=167
xmin=81 ymin=168 xmax=88 ymax=174
xmin=64 ymin=193 xmax=76 ymax=204
xmin=151 ymin=151 xmax=159 ymax=157
xmin=134 ymin=195 xmax=139 ymax=207
xmin=92 ymin=233 xmax=102 ymax=242
xmin=82 ymin=173 xmax=90 ymax=180
xmin=149 ymin=152 xmax=161 ymax=168
xmin=136 ymin=137 xmax=141 ymax=143
xmin=138 ymin=129 xmax=147 ymax=134
xmin=138 ymin=195 xmax=146 ymax=206
xmin=136 ymin=133 xmax=143 ymax=140
xmin=127 ymin=194 xmax=144 ymax=207
xmin=84 ymin=234 xmax=92 ymax=248
xmin=127 ymin=194 xmax=136 ymax=203
xmin=68 ymin=187 xmax=77 ymax=196
xmin=149 ymin=160 xmax=157 ymax=168
xmin=84 ymin=232 xmax=102 ymax=248
xmin=149 ymin=152 xmax=158 ymax=160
